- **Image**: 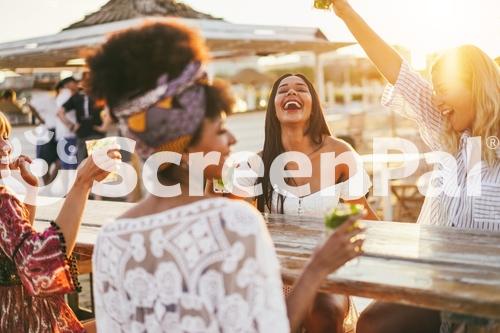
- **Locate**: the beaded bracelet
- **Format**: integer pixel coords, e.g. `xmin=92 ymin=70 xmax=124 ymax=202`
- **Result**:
xmin=51 ymin=221 xmax=82 ymax=293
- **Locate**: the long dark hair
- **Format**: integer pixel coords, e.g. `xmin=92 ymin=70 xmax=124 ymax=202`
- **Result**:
xmin=257 ymin=74 xmax=331 ymax=213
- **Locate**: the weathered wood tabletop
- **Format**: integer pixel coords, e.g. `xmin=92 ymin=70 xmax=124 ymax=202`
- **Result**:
xmin=265 ymin=213 xmax=500 ymax=321
xmin=34 ymin=198 xmax=500 ymax=320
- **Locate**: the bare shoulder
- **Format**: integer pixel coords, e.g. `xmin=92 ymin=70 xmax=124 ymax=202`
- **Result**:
xmin=322 ymin=136 xmax=355 ymax=154
xmin=322 ymin=136 xmax=361 ymax=182
xmin=118 ymin=200 xmax=150 ymax=219
xmin=117 ymin=195 xmax=175 ymax=219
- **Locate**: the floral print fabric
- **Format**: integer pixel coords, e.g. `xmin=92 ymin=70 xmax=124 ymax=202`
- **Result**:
xmin=0 ymin=185 xmax=84 ymax=333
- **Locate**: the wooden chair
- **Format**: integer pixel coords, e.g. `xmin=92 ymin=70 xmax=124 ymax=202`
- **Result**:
xmin=389 ymin=134 xmax=430 ymax=222
xmin=391 ymin=182 xmax=425 ymax=222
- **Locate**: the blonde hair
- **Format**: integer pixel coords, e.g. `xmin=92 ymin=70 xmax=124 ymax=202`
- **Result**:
xmin=0 ymin=111 xmax=11 ymax=139
xmin=432 ymin=45 xmax=500 ymax=166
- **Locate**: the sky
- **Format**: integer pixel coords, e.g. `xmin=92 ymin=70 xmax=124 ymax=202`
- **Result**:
xmin=0 ymin=0 xmax=499 ymax=68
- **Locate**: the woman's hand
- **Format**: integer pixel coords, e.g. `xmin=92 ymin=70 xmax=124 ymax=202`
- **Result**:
xmin=75 ymin=145 xmax=121 ymax=186
xmin=310 ymin=215 xmax=364 ymax=276
xmin=285 ymin=215 xmax=364 ymax=332
xmin=56 ymin=145 xmax=121 ymax=255
xmin=9 ymin=155 xmax=38 ymax=187
xmin=204 ymin=178 xmax=218 ymax=196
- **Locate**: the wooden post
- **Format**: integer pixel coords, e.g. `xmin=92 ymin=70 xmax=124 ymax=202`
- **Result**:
xmin=313 ymin=52 xmax=326 ymax=106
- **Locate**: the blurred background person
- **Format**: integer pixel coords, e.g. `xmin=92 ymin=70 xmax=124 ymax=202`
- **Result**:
xmin=55 ymin=77 xmax=79 ymax=170
xmin=0 ymin=89 xmax=27 ymax=125
xmin=28 ymin=85 xmax=60 ymax=184
xmin=58 ymin=74 xmax=106 ymax=165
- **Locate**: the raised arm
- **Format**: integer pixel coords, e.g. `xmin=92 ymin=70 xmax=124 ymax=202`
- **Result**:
xmin=331 ymin=0 xmax=444 ymax=151
xmin=55 ymin=148 xmax=121 ymax=255
xmin=331 ymin=0 xmax=402 ymax=84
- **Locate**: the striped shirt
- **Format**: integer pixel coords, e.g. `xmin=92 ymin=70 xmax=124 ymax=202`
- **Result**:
xmin=382 ymin=61 xmax=500 ymax=231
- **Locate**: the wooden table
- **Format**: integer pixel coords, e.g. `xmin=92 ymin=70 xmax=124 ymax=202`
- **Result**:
xmin=34 ymin=198 xmax=133 ymax=319
xmin=34 ymin=199 xmax=500 ymax=321
xmin=34 ymin=198 xmax=132 ymax=253
xmin=266 ymin=214 xmax=500 ymax=322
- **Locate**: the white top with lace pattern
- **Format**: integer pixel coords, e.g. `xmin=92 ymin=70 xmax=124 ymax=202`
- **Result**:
xmin=92 ymin=198 xmax=289 ymax=333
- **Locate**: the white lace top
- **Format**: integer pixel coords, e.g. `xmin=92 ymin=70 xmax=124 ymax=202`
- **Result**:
xmin=92 ymin=198 xmax=289 ymax=333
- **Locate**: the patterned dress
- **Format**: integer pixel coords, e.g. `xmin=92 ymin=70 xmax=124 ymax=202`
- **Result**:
xmin=0 ymin=186 xmax=84 ymax=333
xmin=93 ymin=198 xmax=290 ymax=332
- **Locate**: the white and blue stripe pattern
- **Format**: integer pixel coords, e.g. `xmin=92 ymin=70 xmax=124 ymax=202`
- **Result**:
xmin=382 ymin=60 xmax=500 ymax=231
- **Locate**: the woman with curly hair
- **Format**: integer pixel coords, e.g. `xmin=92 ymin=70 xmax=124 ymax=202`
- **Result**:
xmin=88 ymin=20 xmax=365 ymax=332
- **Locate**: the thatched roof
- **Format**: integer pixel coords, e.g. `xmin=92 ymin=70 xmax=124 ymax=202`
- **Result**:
xmin=64 ymin=0 xmax=219 ymax=30
xmin=0 ymin=17 xmax=353 ymax=68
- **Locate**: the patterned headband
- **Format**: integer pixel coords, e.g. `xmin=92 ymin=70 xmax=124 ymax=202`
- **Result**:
xmin=112 ymin=62 xmax=207 ymax=161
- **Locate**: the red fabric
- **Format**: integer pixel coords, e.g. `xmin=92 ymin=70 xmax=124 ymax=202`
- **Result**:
xmin=0 ymin=186 xmax=84 ymax=332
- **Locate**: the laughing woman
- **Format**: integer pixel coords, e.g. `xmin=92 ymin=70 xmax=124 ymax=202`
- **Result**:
xmin=234 ymin=73 xmax=378 ymax=333
xmin=257 ymin=74 xmax=377 ymax=220
xmin=328 ymin=0 xmax=500 ymax=332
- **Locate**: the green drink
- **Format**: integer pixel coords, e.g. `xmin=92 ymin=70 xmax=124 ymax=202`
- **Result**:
xmin=212 ymin=164 xmax=235 ymax=194
xmin=213 ymin=177 xmax=229 ymax=193
xmin=314 ymin=0 xmax=332 ymax=10
xmin=324 ymin=203 xmax=364 ymax=230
